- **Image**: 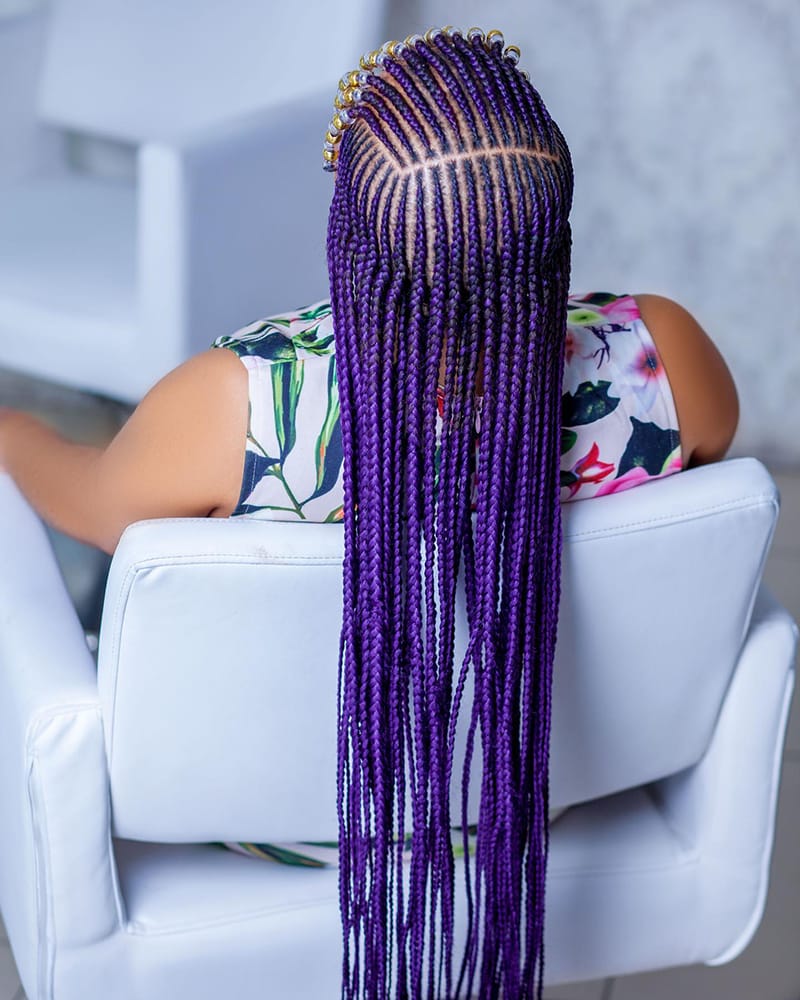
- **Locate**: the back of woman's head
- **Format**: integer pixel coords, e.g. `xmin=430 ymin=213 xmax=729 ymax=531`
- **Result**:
xmin=326 ymin=27 xmax=573 ymax=1000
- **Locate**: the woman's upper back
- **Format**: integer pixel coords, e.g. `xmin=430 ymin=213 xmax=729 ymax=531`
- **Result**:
xmin=210 ymin=291 xmax=687 ymax=520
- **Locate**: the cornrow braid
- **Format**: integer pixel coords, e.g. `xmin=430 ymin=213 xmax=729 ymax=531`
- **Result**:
xmin=326 ymin=26 xmax=574 ymax=999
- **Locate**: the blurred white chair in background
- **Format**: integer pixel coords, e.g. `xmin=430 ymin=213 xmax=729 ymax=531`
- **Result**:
xmin=0 ymin=0 xmax=385 ymax=401
xmin=0 ymin=458 xmax=795 ymax=998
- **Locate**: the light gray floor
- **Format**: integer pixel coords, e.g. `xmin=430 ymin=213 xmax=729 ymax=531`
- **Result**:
xmin=0 ymin=369 xmax=797 ymax=999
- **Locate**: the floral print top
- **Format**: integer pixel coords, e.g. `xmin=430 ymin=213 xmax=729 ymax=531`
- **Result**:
xmin=211 ymin=291 xmax=682 ymax=519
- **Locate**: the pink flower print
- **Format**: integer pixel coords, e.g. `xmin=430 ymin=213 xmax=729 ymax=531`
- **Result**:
xmin=565 ymin=328 xmax=579 ymax=365
xmin=594 ymin=466 xmax=652 ymax=496
xmin=596 ymin=294 xmax=640 ymax=325
xmin=631 ymin=343 xmax=666 ymax=381
xmin=565 ymin=442 xmax=615 ymax=498
xmin=661 ymin=446 xmax=683 ymax=476
xmin=625 ymin=343 xmax=667 ymax=412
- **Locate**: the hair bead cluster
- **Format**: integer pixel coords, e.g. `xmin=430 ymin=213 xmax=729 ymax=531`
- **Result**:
xmin=322 ymin=27 xmax=529 ymax=171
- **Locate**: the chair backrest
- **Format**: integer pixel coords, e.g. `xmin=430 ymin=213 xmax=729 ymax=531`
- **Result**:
xmin=38 ymin=0 xmax=386 ymax=142
xmin=97 ymin=458 xmax=779 ymax=843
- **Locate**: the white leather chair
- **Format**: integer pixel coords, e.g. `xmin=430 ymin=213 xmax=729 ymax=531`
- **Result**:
xmin=0 ymin=457 xmax=795 ymax=1000
xmin=0 ymin=0 xmax=385 ymax=401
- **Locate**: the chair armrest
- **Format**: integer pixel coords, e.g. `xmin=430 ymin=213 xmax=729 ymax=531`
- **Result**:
xmin=137 ymin=90 xmax=332 ymax=380
xmin=0 ymin=475 xmax=99 ymax=712
xmin=0 ymin=476 xmax=121 ymax=993
xmin=648 ymin=584 xmax=798 ymax=963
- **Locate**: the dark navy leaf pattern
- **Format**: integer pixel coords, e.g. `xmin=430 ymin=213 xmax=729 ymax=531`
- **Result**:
xmin=617 ymin=418 xmax=681 ymax=477
xmin=562 ymin=380 xmax=621 ymax=426
xmin=237 ymin=330 xmax=297 ymax=362
xmin=271 ymin=360 xmax=304 ymax=461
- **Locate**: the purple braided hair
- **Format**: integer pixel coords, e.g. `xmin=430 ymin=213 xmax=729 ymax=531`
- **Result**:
xmin=326 ymin=27 xmax=573 ymax=999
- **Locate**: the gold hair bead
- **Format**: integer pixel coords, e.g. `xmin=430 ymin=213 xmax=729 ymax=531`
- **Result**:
xmin=520 ymin=69 xmax=530 ymax=81
xmin=360 ymin=49 xmax=380 ymax=70
xmin=322 ymin=28 xmax=529 ymax=173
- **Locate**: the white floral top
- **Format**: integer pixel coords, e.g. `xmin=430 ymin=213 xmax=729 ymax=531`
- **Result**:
xmin=212 ymin=291 xmax=682 ymax=520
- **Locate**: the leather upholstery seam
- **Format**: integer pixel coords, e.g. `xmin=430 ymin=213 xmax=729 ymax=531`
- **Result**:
xmin=565 ymin=493 xmax=777 ymax=541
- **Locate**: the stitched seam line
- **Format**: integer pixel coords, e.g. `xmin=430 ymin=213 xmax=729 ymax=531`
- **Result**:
xmin=566 ymin=493 xmax=777 ymax=541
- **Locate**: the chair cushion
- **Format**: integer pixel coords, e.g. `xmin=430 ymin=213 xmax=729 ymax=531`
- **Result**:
xmin=110 ymin=787 xmax=707 ymax=989
xmin=114 ymin=790 xmax=686 ymax=937
xmin=98 ymin=458 xmax=779 ymax=843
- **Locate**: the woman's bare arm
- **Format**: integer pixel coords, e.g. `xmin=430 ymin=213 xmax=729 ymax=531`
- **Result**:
xmin=0 ymin=348 xmax=248 ymax=554
xmin=634 ymin=294 xmax=739 ymax=467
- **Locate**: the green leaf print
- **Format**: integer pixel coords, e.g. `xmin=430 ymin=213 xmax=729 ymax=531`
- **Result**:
xmin=296 ymin=302 xmax=333 ymax=322
xmin=562 ymin=380 xmax=621 ymax=427
xmin=243 ymin=330 xmax=297 ymax=362
xmin=306 ymin=356 xmax=343 ymax=502
xmin=566 ymin=308 xmax=604 ymax=327
xmin=293 ymin=324 xmax=335 ymax=357
xmin=560 ymin=469 xmax=579 ymax=490
xmin=271 ymin=360 xmax=305 ymax=461
xmin=245 ymin=843 xmax=327 ymax=868
xmin=561 ymin=428 xmax=578 ymax=455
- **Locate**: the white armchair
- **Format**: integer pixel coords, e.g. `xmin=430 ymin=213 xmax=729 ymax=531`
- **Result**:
xmin=0 ymin=0 xmax=386 ymax=401
xmin=0 ymin=458 xmax=795 ymax=999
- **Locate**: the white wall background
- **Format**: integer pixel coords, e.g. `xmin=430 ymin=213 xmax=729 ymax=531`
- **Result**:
xmin=1 ymin=0 xmax=798 ymax=464
xmin=387 ymin=0 xmax=800 ymax=465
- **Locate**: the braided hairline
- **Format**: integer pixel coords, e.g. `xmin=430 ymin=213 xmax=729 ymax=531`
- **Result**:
xmin=392 ymin=145 xmax=558 ymax=173
xmin=346 ymin=142 xmax=562 ymax=281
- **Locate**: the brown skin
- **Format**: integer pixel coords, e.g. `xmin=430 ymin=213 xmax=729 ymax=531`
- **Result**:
xmin=0 ymin=349 xmax=248 ymax=553
xmin=0 ymin=295 xmax=738 ymax=554
xmin=634 ymin=294 xmax=739 ymax=466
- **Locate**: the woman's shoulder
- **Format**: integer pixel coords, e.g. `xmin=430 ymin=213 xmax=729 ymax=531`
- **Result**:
xmin=212 ymin=299 xmax=334 ymax=364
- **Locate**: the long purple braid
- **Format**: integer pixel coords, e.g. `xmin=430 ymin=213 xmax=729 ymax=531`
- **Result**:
xmin=325 ymin=27 xmax=573 ymax=999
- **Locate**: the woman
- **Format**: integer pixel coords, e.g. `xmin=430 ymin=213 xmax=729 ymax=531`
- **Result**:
xmin=0 ymin=27 xmax=737 ymax=1000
